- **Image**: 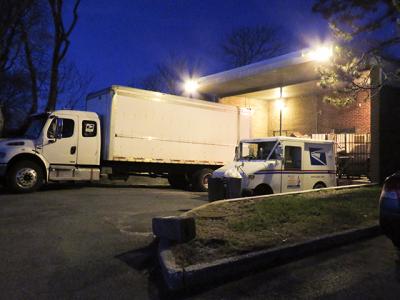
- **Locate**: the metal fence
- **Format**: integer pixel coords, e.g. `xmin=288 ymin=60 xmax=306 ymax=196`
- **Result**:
xmin=312 ymin=133 xmax=371 ymax=178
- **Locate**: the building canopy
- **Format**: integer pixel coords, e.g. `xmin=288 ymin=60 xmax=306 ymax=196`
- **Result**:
xmin=198 ymin=49 xmax=324 ymax=99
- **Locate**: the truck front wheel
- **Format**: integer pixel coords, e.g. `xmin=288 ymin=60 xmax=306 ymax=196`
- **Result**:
xmin=253 ymin=184 xmax=273 ymax=196
xmin=313 ymin=182 xmax=326 ymax=189
xmin=192 ymin=168 xmax=213 ymax=192
xmin=7 ymin=161 xmax=44 ymax=193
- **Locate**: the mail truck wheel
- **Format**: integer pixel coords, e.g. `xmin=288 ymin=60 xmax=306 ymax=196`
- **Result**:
xmin=313 ymin=182 xmax=326 ymax=189
xmin=7 ymin=160 xmax=44 ymax=193
xmin=192 ymin=168 xmax=213 ymax=192
xmin=254 ymin=184 xmax=273 ymax=196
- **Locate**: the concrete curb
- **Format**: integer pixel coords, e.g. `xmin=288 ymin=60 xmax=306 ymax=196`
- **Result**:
xmin=158 ymin=225 xmax=382 ymax=291
xmin=158 ymin=239 xmax=185 ymax=291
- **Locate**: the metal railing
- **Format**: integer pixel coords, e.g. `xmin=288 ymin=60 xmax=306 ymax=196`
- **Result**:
xmin=312 ymin=133 xmax=371 ymax=178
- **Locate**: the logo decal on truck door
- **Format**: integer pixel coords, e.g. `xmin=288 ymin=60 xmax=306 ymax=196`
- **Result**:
xmin=310 ymin=148 xmax=327 ymax=166
xmin=82 ymin=120 xmax=97 ymax=137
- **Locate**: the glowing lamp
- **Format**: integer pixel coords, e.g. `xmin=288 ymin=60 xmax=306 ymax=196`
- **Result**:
xmin=307 ymin=46 xmax=333 ymax=62
xmin=276 ymin=99 xmax=285 ymax=111
xmin=183 ymin=79 xmax=199 ymax=94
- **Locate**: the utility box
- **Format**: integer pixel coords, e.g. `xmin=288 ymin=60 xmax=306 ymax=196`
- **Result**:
xmin=152 ymin=216 xmax=196 ymax=243
xmin=208 ymin=177 xmax=242 ymax=201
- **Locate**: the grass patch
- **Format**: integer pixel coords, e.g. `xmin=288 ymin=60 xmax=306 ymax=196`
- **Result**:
xmin=172 ymin=186 xmax=380 ymax=267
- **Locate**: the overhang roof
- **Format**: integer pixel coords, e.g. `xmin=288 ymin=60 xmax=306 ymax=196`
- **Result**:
xmin=238 ymin=80 xmax=324 ymax=101
xmin=198 ymin=49 xmax=322 ymax=97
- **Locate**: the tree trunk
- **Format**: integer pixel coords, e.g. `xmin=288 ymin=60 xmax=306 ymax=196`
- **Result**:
xmin=46 ymin=41 xmax=60 ymax=112
xmin=45 ymin=0 xmax=80 ymax=112
xmin=21 ymin=26 xmax=38 ymax=115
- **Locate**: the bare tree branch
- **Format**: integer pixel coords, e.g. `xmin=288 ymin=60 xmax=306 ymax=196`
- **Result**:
xmin=220 ymin=24 xmax=287 ymax=68
xmin=139 ymin=53 xmax=203 ymax=95
xmin=19 ymin=21 xmax=38 ymax=115
xmin=46 ymin=0 xmax=81 ymax=111
xmin=0 ymin=1 xmax=32 ymax=75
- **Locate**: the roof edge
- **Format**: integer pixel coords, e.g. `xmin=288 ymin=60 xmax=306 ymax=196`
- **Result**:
xmin=198 ymin=49 xmax=313 ymax=88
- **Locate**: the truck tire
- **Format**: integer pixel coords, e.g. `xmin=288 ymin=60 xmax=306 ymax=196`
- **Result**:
xmin=7 ymin=160 xmax=44 ymax=193
xmin=192 ymin=168 xmax=213 ymax=192
xmin=168 ymin=174 xmax=189 ymax=190
xmin=253 ymin=184 xmax=273 ymax=196
xmin=313 ymin=182 xmax=326 ymax=189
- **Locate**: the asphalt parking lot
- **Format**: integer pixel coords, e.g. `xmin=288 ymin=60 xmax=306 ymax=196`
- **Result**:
xmin=1 ymin=179 xmax=399 ymax=299
xmin=0 ymin=179 xmax=207 ymax=299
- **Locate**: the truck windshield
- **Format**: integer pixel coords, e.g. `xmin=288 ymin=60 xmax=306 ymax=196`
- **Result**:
xmin=23 ymin=114 xmax=48 ymax=139
xmin=239 ymin=141 xmax=278 ymax=161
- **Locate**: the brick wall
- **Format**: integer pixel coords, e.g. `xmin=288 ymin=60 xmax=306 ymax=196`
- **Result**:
xmin=317 ymin=90 xmax=370 ymax=134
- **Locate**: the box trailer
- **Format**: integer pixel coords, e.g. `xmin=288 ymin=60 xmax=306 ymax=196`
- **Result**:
xmin=0 ymin=86 xmax=251 ymax=193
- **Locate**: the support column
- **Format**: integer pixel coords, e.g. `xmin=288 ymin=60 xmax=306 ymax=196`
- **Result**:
xmin=369 ymin=66 xmax=381 ymax=183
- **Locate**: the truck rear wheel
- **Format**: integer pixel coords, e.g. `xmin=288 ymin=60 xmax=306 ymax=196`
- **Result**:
xmin=168 ymin=174 xmax=189 ymax=190
xmin=7 ymin=160 xmax=44 ymax=193
xmin=192 ymin=168 xmax=213 ymax=192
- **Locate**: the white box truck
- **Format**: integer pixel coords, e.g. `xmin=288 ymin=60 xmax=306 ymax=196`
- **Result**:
xmin=0 ymin=86 xmax=251 ymax=193
xmin=209 ymin=136 xmax=336 ymax=200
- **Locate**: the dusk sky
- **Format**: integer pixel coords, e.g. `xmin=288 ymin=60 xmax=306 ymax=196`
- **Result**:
xmin=68 ymin=0 xmax=330 ymax=93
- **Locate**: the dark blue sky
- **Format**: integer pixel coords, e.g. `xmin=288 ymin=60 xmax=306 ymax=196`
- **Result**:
xmin=68 ymin=0 xmax=329 ymax=92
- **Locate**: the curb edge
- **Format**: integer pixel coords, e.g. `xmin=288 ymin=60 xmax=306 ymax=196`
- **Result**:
xmin=159 ymin=225 xmax=382 ymax=291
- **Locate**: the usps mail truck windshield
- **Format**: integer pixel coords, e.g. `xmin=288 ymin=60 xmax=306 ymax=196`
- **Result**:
xmin=209 ymin=136 xmax=336 ymax=200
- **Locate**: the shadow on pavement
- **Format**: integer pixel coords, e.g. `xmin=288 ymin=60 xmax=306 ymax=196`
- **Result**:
xmin=88 ymin=183 xmax=171 ymax=189
xmin=0 ymin=183 xmax=173 ymax=194
xmin=116 ymin=240 xmax=159 ymax=271
xmin=116 ymin=239 xmax=172 ymax=299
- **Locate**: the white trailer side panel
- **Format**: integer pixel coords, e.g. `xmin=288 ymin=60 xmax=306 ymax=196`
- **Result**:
xmin=87 ymin=86 xmax=251 ymax=165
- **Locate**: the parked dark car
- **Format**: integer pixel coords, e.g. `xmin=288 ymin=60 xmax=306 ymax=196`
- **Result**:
xmin=379 ymin=172 xmax=400 ymax=255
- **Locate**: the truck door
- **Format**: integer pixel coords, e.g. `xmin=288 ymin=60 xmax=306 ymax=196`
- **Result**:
xmin=42 ymin=116 xmax=78 ymax=165
xmin=77 ymin=119 xmax=100 ymax=165
xmin=281 ymin=143 xmax=303 ymax=193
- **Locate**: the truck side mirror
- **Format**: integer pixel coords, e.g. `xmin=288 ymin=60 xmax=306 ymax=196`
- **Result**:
xmin=234 ymin=146 xmax=239 ymax=160
xmin=275 ymin=144 xmax=283 ymax=159
xmin=47 ymin=117 xmax=57 ymax=140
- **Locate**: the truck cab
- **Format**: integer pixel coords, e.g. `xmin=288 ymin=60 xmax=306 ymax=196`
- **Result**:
xmin=0 ymin=110 xmax=101 ymax=193
xmin=209 ymin=137 xmax=336 ymax=199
